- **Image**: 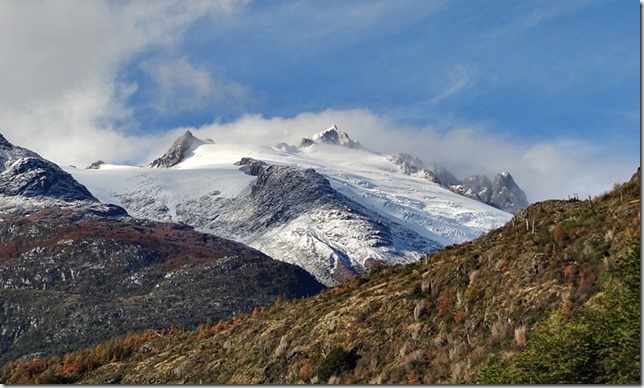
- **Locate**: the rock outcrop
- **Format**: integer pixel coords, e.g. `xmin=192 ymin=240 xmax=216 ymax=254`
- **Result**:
xmin=149 ymin=131 xmax=212 ymax=168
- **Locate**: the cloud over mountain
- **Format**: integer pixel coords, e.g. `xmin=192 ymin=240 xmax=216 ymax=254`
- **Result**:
xmin=0 ymin=1 xmax=636 ymax=204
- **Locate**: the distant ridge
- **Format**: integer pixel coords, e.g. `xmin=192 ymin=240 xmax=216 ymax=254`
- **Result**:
xmin=149 ymin=130 xmax=213 ymax=168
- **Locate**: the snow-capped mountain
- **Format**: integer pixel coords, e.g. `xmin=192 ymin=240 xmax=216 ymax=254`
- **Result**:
xmin=490 ymin=171 xmax=529 ymax=214
xmin=0 ymin=133 xmax=126 ymax=216
xmin=149 ymin=130 xmax=214 ymax=168
xmin=65 ymin=125 xmax=513 ymax=285
xmin=386 ymin=151 xmax=529 ymax=213
xmin=302 ymin=124 xmax=362 ymax=149
xmin=447 ymin=173 xmax=529 ymax=214
xmin=0 ymin=133 xmax=95 ymax=203
xmin=385 ymin=153 xmax=442 ymax=184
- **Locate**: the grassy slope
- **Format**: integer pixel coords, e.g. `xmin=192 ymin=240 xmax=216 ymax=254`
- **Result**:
xmin=2 ymin=169 xmax=640 ymax=384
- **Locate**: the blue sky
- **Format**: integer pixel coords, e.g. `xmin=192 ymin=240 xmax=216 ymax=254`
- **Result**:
xmin=0 ymin=0 xmax=639 ymax=201
xmin=120 ymin=0 xmax=639 ymax=153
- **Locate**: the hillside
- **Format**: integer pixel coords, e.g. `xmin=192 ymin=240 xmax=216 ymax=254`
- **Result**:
xmin=0 ymin=206 xmax=324 ymax=366
xmin=4 ymin=169 xmax=638 ymax=384
xmin=0 ymin=133 xmax=325 ymax=366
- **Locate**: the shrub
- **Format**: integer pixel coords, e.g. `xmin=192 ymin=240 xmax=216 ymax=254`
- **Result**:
xmin=437 ymin=289 xmax=450 ymax=313
xmin=514 ymin=325 xmax=527 ymax=348
xmin=479 ymin=312 xmax=599 ymax=384
xmin=299 ymin=359 xmax=314 ymax=381
xmin=453 ymin=309 xmax=467 ymax=324
xmin=317 ymin=346 xmax=358 ymax=383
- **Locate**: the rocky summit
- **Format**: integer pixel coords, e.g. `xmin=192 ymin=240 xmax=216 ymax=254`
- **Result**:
xmin=386 ymin=152 xmax=529 ymax=214
xmin=0 ymin=134 xmax=97 ymax=205
xmin=305 ymin=124 xmax=362 ymax=149
xmin=148 ymin=130 xmax=212 ymax=168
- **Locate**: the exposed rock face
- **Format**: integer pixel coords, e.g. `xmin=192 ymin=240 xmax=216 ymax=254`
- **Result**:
xmin=0 ymin=134 xmax=12 ymax=150
xmin=429 ymin=163 xmax=461 ymax=187
xmin=387 ymin=152 xmax=528 ymax=213
xmin=86 ymin=160 xmax=105 ymax=170
xmin=420 ymin=168 xmax=442 ymax=184
xmin=299 ymin=138 xmax=314 ymax=148
xmin=237 ymin=163 xmax=440 ymax=284
xmin=448 ymin=172 xmax=529 ymax=214
xmin=163 ymin=160 xmax=440 ymax=286
xmin=0 ymin=134 xmax=97 ymax=203
xmin=0 ymin=157 xmax=97 ymax=202
xmin=234 ymin=157 xmax=268 ymax=176
xmin=149 ymin=131 xmax=211 ymax=168
xmin=454 ymin=175 xmax=494 ymax=203
xmin=491 ymin=172 xmax=529 ymax=214
xmin=386 ymin=153 xmax=442 ymax=184
xmin=0 ymin=133 xmax=42 ymax=167
xmin=386 ymin=153 xmax=425 ymax=175
xmin=307 ymin=124 xmax=362 ymax=149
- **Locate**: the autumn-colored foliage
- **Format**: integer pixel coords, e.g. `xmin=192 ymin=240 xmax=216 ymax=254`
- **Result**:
xmin=330 ymin=286 xmax=347 ymax=297
xmin=563 ymin=264 xmax=578 ymax=281
xmin=438 ymin=289 xmax=450 ymax=313
xmin=1 ymin=327 xmax=180 ymax=384
xmin=298 ymin=359 xmax=315 ymax=381
xmin=576 ymin=268 xmax=596 ymax=295
xmin=553 ymin=223 xmax=566 ymax=247
xmin=453 ymin=309 xmax=467 ymax=324
xmin=406 ymin=372 xmax=421 ymax=384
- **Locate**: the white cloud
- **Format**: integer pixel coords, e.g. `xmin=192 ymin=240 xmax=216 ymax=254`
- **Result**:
xmin=183 ymin=109 xmax=636 ymax=203
xmin=139 ymin=57 xmax=249 ymax=116
xmin=429 ymin=66 xmax=476 ymax=105
xmin=0 ymin=0 xmax=247 ymax=166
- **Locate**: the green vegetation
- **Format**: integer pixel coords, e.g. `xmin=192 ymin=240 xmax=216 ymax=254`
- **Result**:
xmin=316 ymin=346 xmax=359 ymax=383
xmin=478 ymin=240 xmax=640 ymax=384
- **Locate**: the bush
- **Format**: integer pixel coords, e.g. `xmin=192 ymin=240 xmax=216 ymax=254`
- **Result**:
xmin=316 ymin=346 xmax=358 ymax=383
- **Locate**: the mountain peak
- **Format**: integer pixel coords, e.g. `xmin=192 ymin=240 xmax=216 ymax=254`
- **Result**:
xmin=180 ymin=130 xmax=195 ymax=140
xmin=0 ymin=134 xmax=97 ymax=203
xmin=0 ymin=133 xmax=43 ymax=168
xmin=445 ymin=171 xmax=528 ymax=214
xmin=492 ymin=171 xmax=529 ymax=213
xmin=302 ymin=124 xmax=361 ymax=149
xmin=0 ymin=133 xmax=13 ymax=150
xmin=149 ymin=130 xmax=212 ymax=168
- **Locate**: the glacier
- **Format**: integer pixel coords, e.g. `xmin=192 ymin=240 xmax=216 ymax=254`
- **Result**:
xmin=65 ymin=127 xmax=512 ymax=285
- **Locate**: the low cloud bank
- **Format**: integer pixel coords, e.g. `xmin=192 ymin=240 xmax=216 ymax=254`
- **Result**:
xmin=3 ymin=107 xmax=635 ymax=203
xmin=180 ymin=109 xmax=635 ymax=202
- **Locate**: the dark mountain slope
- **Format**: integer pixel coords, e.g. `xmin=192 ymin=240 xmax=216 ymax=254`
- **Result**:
xmin=5 ymin=169 xmax=638 ymax=384
xmin=0 ymin=207 xmax=324 ymax=365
